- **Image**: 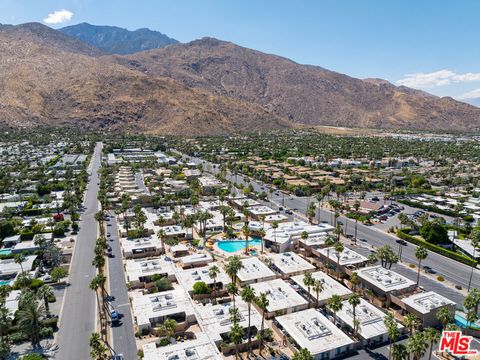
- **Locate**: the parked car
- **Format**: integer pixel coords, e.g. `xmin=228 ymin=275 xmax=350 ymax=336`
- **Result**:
xmin=396 ymin=239 xmax=408 ymax=246
xmin=285 ymin=210 xmax=293 ymax=215
xmin=111 ymin=310 xmax=119 ymax=324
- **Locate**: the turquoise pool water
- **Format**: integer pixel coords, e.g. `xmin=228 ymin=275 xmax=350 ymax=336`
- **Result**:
xmin=455 ymin=314 xmax=480 ymax=329
xmin=0 ymin=280 xmax=11 ymax=286
xmin=0 ymin=249 xmax=12 ymax=256
xmin=218 ymin=238 xmax=262 ymax=253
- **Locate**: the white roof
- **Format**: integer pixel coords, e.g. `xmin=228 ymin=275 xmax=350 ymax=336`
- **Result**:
xmin=318 ymin=247 xmax=368 ymax=266
xmin=276 ymin=308 xmax=353 ymax=356
xmin=270 ymin=252 xmax=315 ymax=275
xmin=265 ymin=221 xmax=334 ymax=245
xmin=250 ymin=279 xmax=308 ymax=313
xmin=196 ymin=299 xmax=262 ymax=344
xmin=176 ymin=265 xmax=229 ymax=291
xmin=121 ymin=235 xmax=163 ymax=255
xmin=402 ymin=291 xmax=455 ymax=314
xmin=248 ymin=205 xmax=277 ymax=216
xmin=125 ymin=257 xmax=175 ymax=283
xmin=357 ymin=266 xmax=416 ymax=293
xmin=0 ymin=255 xmax=37 ymax=276
xmin=336 ymin=298 xmax=398 ymax=339
xmin=291 ymin=271 xmax=351 ymax=303
xmin=236 ymin=257 xmax=276 ymax=283
xmin=131 ymin=287 xmax=194 ymax=329
xmin=179 ymin=253 xmax=213 ymax=266
xmin=142 ymin=333 xmax=220 ymax=360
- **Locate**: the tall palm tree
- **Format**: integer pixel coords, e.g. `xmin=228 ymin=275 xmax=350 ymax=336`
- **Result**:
xmin=414 ymin=246 xmax=428 ymax=286
xmin=92 ymin=254 xmax=105 ymax=273
xmin=353 ymin=200 xmax=360 ymax=244
xmin=404 ymin=313 xmax=419 ymax=336
xmin=14 ymin=253 xmax=26 ymax=274
xmin=243 ymin=224 xmax=251 ymax=255
xmin=227 ymin=282 xmax=239 ymax=310
xmin=392 ymin=343 xmax=408 ymax=360
xmin=436 ymin=307 xmax=453 ymax=329
xmin=255 ymin=292 xmax=270 ymax=355
xmin=303 ymin=272 xmax=314 ymax=308
xmin=225 ymin=256 xmax=243 ymax=283
xmin=241 ymin=285 xmax=256 ymax=356
xmin=157 ymin=229 xmax=166 ymax=254
xmin=208 ymin=265 xmax=220 ymax=305
xmin=258 ymin=228 xmax=266 ymax=254
xmin=350 ymin=272 xmax=359 ymax=293
xmin=293 ymin=348 xmax=314 ymax=360
xmin=424 ymin=327 xmax=440 ymax=360
xmin=407 ymin=331 xmax=428 ymax=360
xmin=271 ymin=221 xmax=279 ymax=249
xmin=327 ymin=294 xmax=343 ymax=325
xmin=348 ymin=293 xmax=361 ymax=337
xmin=229 ymin=322 xmax=244 ymax=360
xmin=37 ymin=284 xmax=54 ymax=315
xmin=17 ymin=297 xmax=45 ymax=348
xmin=89 ymin=332 xmax=108 ymax=360
xmin=467 ymin=229 xmax=480 ymax=291
xmin=334 ymin=241 xmax=345 ymax=279
xmin=324 ymin=236 xmax=336 ymax=262
xmin=384 ymin=313 xmax=400 ymax=360
xmin=313 ymin=279 xmax=324 ymax=308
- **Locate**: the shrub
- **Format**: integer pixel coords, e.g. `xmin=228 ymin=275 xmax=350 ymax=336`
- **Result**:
xmin=437 ymin=276 xmax=445 ymax=282
xmin=42 ymin=316 xmax=59 ymax=329
xmin=192 ymin=281 xmax=211 ymax=295
xmin=155 ymin=277 xmax=173 ymax=292
xmin=21 ymin=354 xmax=45 ymax=360
xmin=420 ymin=221 xmax=450 ymax=245
xmin=30 ymin=279 xmax=45 ymax=291
xmin=397 ymin=229 xmax=477 ymax=267
xmin=159 ymin=337 xmax=171 ymax=347
xmin=50 ymin=267 xmax=68 ymax=282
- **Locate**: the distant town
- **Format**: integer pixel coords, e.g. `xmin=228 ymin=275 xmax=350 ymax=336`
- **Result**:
xmin=0 ymin=129 xmax=478 ymax=360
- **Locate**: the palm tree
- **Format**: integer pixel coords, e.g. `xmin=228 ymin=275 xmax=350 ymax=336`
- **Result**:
xmin=334 ymin=241 xmax=345 ymax=279
xmin=208 ymin=265 xmax=220 ymax=304
xmin=324 ymin=236 xmax=336 ymax=262
xmin=92 ymin=254 xmax=105 ymax=273
xmin=301 ymin=231 xmax=309 ymax=250
xmin=424 ymin=327 xmax=440 ymax=360
xmin=271 ymin=221 xmax=279 ymax=248
xmin=258 ymin=228 xmax=266 ymax=254
xmin=327 ymin=294 xmax=343 ymax=325
xmin=241 ymin=285 xmax=256 ymax=356
xmin=392 ymin=343 xmax=408 ymax=360
xmin=313 ymin=279 xmax=324 ymax=308
xmin=353 ymin=200 xmax=360 ymax=244
xmin=407 ymin=331 xmax=428 ymax=360
xmin=467 ymin=229 xmax=480 ymax=291
xmin=436 ymin=307 xmax=453 ymax=329
xmin=229 ymin=322 xmax=244 ymax=360
xmin=157 ymin=229 xmax=166 ymax=254
xmin=225 ymin=255 xmax=243 ymax=284
xmin=37 ymin=284 xmax=54 ymax=315
xmin=292 ymin=348 xmax=314 ymax=360
xmin=255 ymin=292 xmax=270 ymax=355
xmin=384 ymin=313 xmax=400 ymax=360
xmin=17 ymin=297 xmax=45 ymax=348
xmin=227 ymin=282 xmax=239 ymax=310
xmin=303 ymin=272 xmax=314 ymax=308
xmin=243 ymin=224 xmax=251 ymax=255
xmin=414 ymin=246 xmax=428 ymax=286
xmin=89 ymin=332 xmax=108 ymax=360
xmin=14 ymin=253 xmax=26 ymax=274
xmin=404 ymin=313 xmax=419 ymax=336
xmin=350 ymin=272 xmax=359 ymax=293
xmin=348 ymin=293 xmax=361 ymax=337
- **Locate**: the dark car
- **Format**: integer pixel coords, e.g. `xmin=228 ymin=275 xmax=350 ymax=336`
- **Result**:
xmin=396 ymin=239 xmax=408 ymax=246
xmin=285 ymin=210 xmax=293 ymax=215
xmin=279 ymin=207 xmax=284 ymax=211
xmin=423 ymin=266 xmax=435 ymax=274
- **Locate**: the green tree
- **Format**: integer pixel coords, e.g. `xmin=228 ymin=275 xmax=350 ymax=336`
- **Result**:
xmin=89 ymin=332 xmax=108 ymax=360
xmin=303 ymin=272 xmax=314 ymax=308
xmin=392 ymin=343 xmax=408 ymax=360
xmin=17 ymin=297 xmax=45 ymax=347
xmin=193 ymin=281 xmax=211 ymax=295
xmin=436 ymin=307 xmax=453 ymax=329
xmin=414 ymin=246 xmax=428 ymax=286
xmin=227 ymin=282 xmax=239 ymax=310
xmin=313 ymin=279 xmax=324 ymax=308
xmin=228 ymin=322 xmax=244 ymax=360
xmin=327 ymin=294 xmax=343 ymax=325
xmin=407 ymin=331 xmax=428 ymax=360
xmin=37 ymin=285 xmax=54 ymax=315
xmin=424 ymin=327 xmax=440 ymax=360
xmin=348 ymin=293 xmax=361 ymax=337
xmin=404 ymin=313 xmax=419 ymax=336
xmin=384 ymin=313 xmax=400 ymax=360
xmin=292 ymin=348 xmax=314 ymax=360
xmin=225 ymin=256 xmax=243 ymax=283
xmin=208 ymin=265 xmax=220 ymax=304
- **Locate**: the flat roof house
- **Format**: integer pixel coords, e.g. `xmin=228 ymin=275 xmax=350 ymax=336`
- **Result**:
xmin=251 ymin=279 xmax=308 ymax=318
xmin=275 ymin=308 xmax=354 ymax=360
xmin=236 ymin=257 xmax=277 ymax=286
xmin=177 ymin=265 xmax=230 ymax=295
xmin=401 ymin=291 xmax=456 ymax=327
xmin=317 ymin=247 xmax=368 ymax=272
xmin=179 ymin=253 xmax=213 ymax=269
xmin=131 ymin=287 xmax=195 ymax=333
xmin=270 ymin=252 xmax=315 ymax=278
xmin=142 ymin=333 xmax=220 ymax=360
xmin=125 ymin=257 xmax=176 ymax=289
xmin=291 ymin=271 xmax=351 ymax=307
xmin=357 ymin=266 xmax=416 ymax=299
xmin=121 ymin=236 xmax=163 ymax=259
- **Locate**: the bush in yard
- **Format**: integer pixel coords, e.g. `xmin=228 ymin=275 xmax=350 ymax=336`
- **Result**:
xmin=192 ymin=281 xmax=211 ymax=295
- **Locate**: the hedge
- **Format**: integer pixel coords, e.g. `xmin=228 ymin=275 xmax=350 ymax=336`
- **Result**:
xmin=397 ymin=229 xmax=477 ymax=267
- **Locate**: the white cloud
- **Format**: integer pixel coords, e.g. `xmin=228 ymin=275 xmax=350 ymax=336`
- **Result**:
xmin=43 ymin=9 xmax=73 ymax=24
xmin=457 ymin=88 xmax=480 ymax=100
xmin=396 ymin=69 xmax=480 ymax=89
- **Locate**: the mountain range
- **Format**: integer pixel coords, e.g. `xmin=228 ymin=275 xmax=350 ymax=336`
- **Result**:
xmin=0 ymin=22 xmax=479 ymax=135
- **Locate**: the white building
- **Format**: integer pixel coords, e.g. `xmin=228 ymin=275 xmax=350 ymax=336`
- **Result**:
xmin=291 ymin=271 xmax=351 ymax=306
xmin=250 ymin=279 xmax=308 ymax=318
xmin=125 ymin=257 xmax=176 ymax=288
xmin=120 ymin=236 xmax=163 ymax=259
xmin=318 ymin=247 xmax=368 ymax=270
xmin=276 ymin=308 xmax=354 ymax=359
xmin=357 ymin=266 xmax=416 ymax=297
xmin=142 ymin=333 xmax=220 ymax=360
xmin=401 ymin=291 xmax=456 ymax=327
xmin=236 ymin=257 xmax=277 ymax=285
xmin=179 ymin=253 xmax=213 ymax=269
xmin=270 ymin=252 xmax=315 ymax=277
xmin=177 ymin=265 xmax=230 ymax=295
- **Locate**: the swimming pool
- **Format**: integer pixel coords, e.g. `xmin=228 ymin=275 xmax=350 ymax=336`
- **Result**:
xmin=0 ymin=280 xmax=11 ymax=286
xmin=455 ymin=313 xmax=480 ymax=329
xmin=218 ymin=238 xmax=262 ymax=253
xmin=0 ymin=249 xmax=12 ymax=256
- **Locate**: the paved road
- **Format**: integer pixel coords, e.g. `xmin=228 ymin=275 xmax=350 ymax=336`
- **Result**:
xmin=55 ymin=142 xmax=102 ymax=360
xmin=135 ymin=172 xmax=149 ymax=195
xmin=179 ymin=152 xmax=480 ymax=291
xmin=107 ymin=211 xmax=137 ymax=360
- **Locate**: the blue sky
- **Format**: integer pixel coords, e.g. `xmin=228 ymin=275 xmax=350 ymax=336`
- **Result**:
xmin=2 ymin=0 xmax=480 ymax=103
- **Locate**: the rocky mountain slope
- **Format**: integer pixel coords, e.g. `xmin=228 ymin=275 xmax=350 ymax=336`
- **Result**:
xmin=112 ymin=38 xmax=480 ymax=131
xmin=59 ymin=23 xmax=178 ymax=54
xmin=0 ymin=24 xmax=289 ymax=135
